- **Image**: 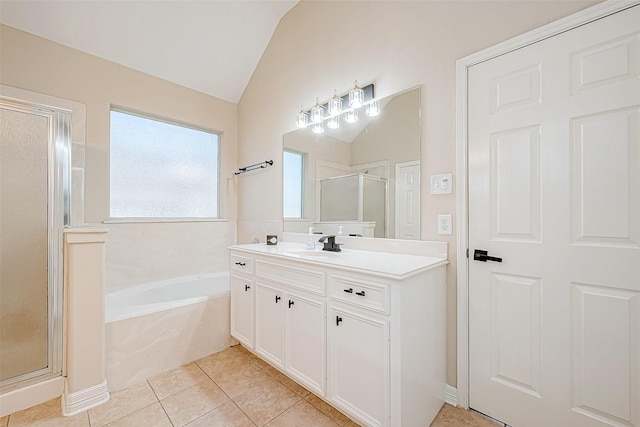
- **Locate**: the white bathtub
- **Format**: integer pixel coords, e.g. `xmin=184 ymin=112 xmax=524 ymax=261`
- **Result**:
xmin=105 ymin=273 xmax=237 ymax=392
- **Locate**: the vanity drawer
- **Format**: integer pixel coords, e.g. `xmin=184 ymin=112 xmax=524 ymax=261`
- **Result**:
xmin=255 ymin=259 xmax=325 ymax=296
xmin=231 ymin=253 xmax=254 ymax=275
xmin=328 ymin=274 xmax=390 ymax=314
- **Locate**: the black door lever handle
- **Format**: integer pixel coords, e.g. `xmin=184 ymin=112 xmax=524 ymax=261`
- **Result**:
xmin=473 ymin=249 xmax=502 ymax=263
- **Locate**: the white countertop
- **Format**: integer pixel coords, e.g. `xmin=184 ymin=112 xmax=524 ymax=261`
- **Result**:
xmin=229 ymin=242 xmax=447 ymax=279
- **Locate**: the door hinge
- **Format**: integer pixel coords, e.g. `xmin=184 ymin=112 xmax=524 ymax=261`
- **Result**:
xmin=466 ymin=248 xmax=469 ymax=258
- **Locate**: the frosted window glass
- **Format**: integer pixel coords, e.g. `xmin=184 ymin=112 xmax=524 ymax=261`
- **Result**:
xmin=283 ymin=151 xmax=303 ymax=218
xmin=110 ymin=110 xmax=219 ymax=218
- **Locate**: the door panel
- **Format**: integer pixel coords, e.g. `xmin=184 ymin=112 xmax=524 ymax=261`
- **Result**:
xmin=468 ymin=5 xmax=640 ymax=427
xmin=255 ymin=283 xmax=285 ymax=367
xmin=285 ymin=291 xmax=325 ymax=395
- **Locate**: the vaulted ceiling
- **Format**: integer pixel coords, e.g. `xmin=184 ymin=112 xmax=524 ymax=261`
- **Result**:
xmin=0 ymin=0 xmax=298 ymax=103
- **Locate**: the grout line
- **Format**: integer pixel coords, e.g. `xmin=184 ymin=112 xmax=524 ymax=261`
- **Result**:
xmin=148 ymin=380 xmax=175 ymax=427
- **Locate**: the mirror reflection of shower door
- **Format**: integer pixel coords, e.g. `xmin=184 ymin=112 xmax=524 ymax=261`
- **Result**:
xmin=0 ymin=98 xmax=68 ymax=389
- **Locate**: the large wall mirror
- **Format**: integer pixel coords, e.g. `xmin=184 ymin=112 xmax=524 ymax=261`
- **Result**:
xmin=283 ymin=86 xmax=421 ymax=240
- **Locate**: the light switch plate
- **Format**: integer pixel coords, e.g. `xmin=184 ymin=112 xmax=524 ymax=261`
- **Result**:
xmin=438 ymin=214 xmax=452 ymax=235
xmin=431 ymin=173 xmax=452 ymax=195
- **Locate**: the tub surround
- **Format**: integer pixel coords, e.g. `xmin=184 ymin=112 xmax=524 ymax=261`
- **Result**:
xmin=105 ymin=274 xmax=236 ymax=392
xmin=229 ymin=240 xmax=447 ymax=427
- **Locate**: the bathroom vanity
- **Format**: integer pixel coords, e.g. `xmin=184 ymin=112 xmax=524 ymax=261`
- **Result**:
xmin=229 ymin=241 xmax=447 ymax=427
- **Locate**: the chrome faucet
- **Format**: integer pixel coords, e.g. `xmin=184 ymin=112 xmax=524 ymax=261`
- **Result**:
xmin=318 ymin=235 xmax=342 ymax=252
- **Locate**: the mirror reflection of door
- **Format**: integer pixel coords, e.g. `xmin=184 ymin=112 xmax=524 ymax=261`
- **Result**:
xmin=395 ymin=161 xmax=420 ymax=239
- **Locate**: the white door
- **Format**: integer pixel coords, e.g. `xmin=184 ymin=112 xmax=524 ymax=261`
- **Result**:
xmin=395 ymin=161 xmax=420 ymax=239
xmin=328 ymin=306 xmax=389 ymax=427
xmin=285 ymin=291 xmax=326 ymax=395
xmin=255 ymin=283 xmax=285 ymax=368
xmin=230 ymin=275 xmax=254 ymax=348
xmin=468 ymin=5 xmax=640 ymax=427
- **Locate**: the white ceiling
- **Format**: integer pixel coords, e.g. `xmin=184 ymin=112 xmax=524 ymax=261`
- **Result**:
xmin=0 ymin=0 xmax=298 ymax=103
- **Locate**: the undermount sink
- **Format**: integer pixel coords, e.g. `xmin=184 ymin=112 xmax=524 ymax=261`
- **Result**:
xmin=284 ymin=249 xmax=345 ymax=258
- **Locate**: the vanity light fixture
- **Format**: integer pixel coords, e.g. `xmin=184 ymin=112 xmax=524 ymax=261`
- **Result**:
xmin=366 ymin=99 xmax=380 ymax=117
xmin=296 ymin=106 xmax=308 ymax=128
xmin=311 ymin=98 xmax=324 ymax=124
xmin=328 ymin=90 xmax=343 ymax=116
xmin=345 ymin=108 xmax=358 ymax=123
xmin=349 ymin=80 xmax=365 ymax=108
xmin=295 ymin=82 xmax=376 ymax=131
xmin=312 ymin=121 xmax=325 ymax=134
xmin=327 ymin=115 xmax=340 ymax=129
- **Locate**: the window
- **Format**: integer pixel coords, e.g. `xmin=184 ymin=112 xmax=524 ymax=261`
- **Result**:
xmin=283 ymin=150 xmax=304 ymax=218
xmin=110 ymin=109 xmax=219 ymax=218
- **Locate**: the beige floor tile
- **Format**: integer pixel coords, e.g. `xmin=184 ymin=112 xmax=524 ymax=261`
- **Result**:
xmin=88 ymin=381 xmax=157 ymax=427
xmin=261 ymin=363 xmax=281 ymax=377
xmin=185 ymin=401 xmax=256 ymax=427
xmin=148 ymin=362 xmax=208 ymax=400
xmin=104 ymin=403 xmax=171 ymax=427
xmin=0 ymin=415 xmax=8 ymax=427
xmin=7 ymin=397 xmax=89 ymax=427
xmin=232 ymin=344 xmax=252 ymax=357
xmin=211 ymin=361 xmax=272 ymax=399
xmin=234 ymin=377 xmax=302 ymax=426
xmin=305 ymin=394 xmax=350 ymax=423
xmin=196 ymin=346 xmax=248 ymax=377
xmin=273 ymin=372 xmax=312 ymax=398
xmin=161 ymin=379 xmax=229 ymax=427
xmin=265 ymin=400 xmax=339 ymax=427
xmin=430 ymin=404 xmax=502 ymax=427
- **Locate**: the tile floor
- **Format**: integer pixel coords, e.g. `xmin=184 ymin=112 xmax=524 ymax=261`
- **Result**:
xmin=1 ymin=345 xmax=503 ymax=427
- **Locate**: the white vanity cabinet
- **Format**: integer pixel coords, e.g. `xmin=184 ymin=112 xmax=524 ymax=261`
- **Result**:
xmin=229 ymin=243 xmax=447 ymax=427
xmin=230 ymin=253 xmax=255 ymax=348
xmin=245 ymin=256 xmax=327 ymax=395
xmin=328 ymin=305 xmax=389 ymax=426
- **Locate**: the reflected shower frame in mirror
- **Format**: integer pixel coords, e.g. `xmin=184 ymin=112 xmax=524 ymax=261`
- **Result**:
xmin=283 ymin=86 xmax=421 ymax=240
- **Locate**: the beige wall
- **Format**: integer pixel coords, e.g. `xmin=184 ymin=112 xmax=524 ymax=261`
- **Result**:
xmin=238 ymin=0 xmax=598 ymax=386
xmin=1 ymin=25 xmax=239 ymax=289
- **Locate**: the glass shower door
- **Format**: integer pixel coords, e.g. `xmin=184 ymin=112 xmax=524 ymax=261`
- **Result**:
xmin=0 ymin=99 xmax=67 ymax=389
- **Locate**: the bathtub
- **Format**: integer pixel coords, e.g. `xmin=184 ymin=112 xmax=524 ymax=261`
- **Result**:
xmin=105 ymin=273 xmax=237 ymax=392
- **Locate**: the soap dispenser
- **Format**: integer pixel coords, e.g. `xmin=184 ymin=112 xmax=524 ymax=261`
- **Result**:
xmin=306 ymin=227 xmax=315 ymax=250
xmin=338 ymin=226 xmax=344 ymax=236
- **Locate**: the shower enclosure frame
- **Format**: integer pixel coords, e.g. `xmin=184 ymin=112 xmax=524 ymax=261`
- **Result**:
xmin=0 ymin=96 xmax=71 ymax=392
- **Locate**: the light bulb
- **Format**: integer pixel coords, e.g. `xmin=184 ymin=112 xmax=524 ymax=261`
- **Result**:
xmin=345 ymin=108 xmax=358 ymax=123
xmin=365 ymin=99 xmax=380 ymax=117
xmin=311 ymin=98 xmax=324 ymax=124
xmin=349 ymin=80 xmax=364 ymax=108
xmin=296 ymin=106 xmax=308 ymax=128
xmin=328 ymin=90 xmax=343 ymax=117
xmin=312 ymin=121 xmax=324 ymax=134
xmin=327 ymin=115 xmax=340 ymax=129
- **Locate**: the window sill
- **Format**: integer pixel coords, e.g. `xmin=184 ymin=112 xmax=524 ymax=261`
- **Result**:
xmin=103 ymin=218 xmax=228 ymax=224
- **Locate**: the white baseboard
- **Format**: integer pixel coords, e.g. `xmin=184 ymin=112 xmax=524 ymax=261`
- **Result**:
xmin=62 ymin=379 xmax=109 ymax=416
xmin=0 ymin=376 xmax=64 ymax=417
xmin=445 ymin=384 xmax=458 ymax=407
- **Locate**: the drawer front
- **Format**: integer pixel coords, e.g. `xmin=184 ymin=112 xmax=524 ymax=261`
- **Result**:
xmin=329 ymin=274 xmax=390 ymax=314
xmin=255 ymin=259 xmax=325 ymax=295
xmin=231 ymin=253 xmax=254 ymax=275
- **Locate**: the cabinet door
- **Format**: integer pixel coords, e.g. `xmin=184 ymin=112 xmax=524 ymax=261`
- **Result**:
xmin=255 ymin=283 xmax=285 ymax=368
xmin=285 ymin=291 xmax=326 ymax=396
xmin=328 ymin=306 xmax=389 ymax=427
xmin=230 ymin=275 xmax=254 ymax=348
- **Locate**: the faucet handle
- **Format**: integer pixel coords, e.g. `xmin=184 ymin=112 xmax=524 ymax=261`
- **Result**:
xmin=319 ymin=235 xmax=342 ymax=252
